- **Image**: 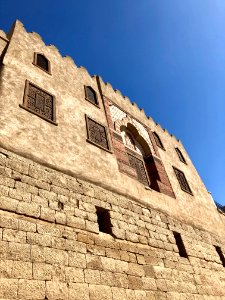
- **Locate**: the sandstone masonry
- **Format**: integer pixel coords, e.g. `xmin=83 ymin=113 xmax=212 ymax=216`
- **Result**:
xmin=0 ymin=20 xmax=225 ymax=299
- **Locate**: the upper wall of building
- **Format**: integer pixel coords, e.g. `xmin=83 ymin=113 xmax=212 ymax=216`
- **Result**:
xmin=0 ymin=20 xmax=224 ymax=236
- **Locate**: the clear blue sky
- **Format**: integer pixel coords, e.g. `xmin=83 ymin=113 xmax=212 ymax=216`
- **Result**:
xmin=0 ymin=0 xmax=224 ymax=204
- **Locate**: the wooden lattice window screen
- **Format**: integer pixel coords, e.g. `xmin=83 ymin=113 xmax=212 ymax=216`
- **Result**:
xmin=86 ymin=116 xmax=109 ymax=150
xmin=128 ymin=153 xmax=149 ymax=186
xmin=173 ymin=167 xmax=192 ymax=194
xmin=21 ymin=81 xmax=56 ymax=124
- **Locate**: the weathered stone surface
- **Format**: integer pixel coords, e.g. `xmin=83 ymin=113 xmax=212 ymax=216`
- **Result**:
xmin=33 ymin=262 xmax=52 ymax=280
xmin=84 ymin=269 xmax=101 ymax=284
xmin=18 ymin=279 xmax=45 ymax=299
xmin=0 ymin=41 xmax=224 ymax=300
xmin=0 ymin=278 xmax=18 ymax=299
xmin=89 ymin=284 xmax=113 ymax=300
xmin=65 ymin=267 xmax=84 ymax=282
xmin=68 ymin=283 xmax=89 ymax=300
xmin=46 ymin=281 xmax=68 ymax=300
xmin=12 ymin=261 xmax=32 ymax=279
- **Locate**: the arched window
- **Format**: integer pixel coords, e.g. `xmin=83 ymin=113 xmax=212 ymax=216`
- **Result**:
xmin=121 ymin=127 xmax=149 ymax=186
xmin=153 ymin=132 xmax=164 ymax=149
xmin=34 ymin=53 xmax=50 ymax=73
xmin=85 ymin=86 xmax=98 ymax=106
xmin=175 ymin=147 xmax=186 ymax=164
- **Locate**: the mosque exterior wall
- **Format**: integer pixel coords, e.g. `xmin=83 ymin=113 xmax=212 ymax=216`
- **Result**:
xmin=0 ymin=21 xmax=225 ymax=299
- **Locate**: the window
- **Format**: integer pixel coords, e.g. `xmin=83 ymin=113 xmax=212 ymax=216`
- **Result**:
xmin=175 ymin=147 xmax=186 ymax=164
xmin=96 ymin=207 xmax=112 ymax=234
xmin=33 ymin=53 xmax=50 ymax=73
xmin=85 ymin=115 xmax=110 ymax=151
xmin=128 ymin=153 xmax=149 ymax=186
xmin=84 ymin=86 xmax=98 ymax=106
xmin=214 ymin=246 xmax=225 ymax=267
xmin=58 ymin=201 xmax=64 ymax=210
xmin=20 ymin=80 xmax=57 ymax=124
xmin=121 ymin=127 xmax=150 ymax=186
xmin=173 ymin=167 xmax=192 ymax=195
xmin=153 ymin=132 xmax=165 ymax=149
xmin=173 ymin=231 xmax=188 ymax=258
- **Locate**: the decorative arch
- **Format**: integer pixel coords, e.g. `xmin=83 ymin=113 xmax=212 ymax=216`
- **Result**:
xmin=104 ymin=100 xmax=175 ymax=197
xmin=120 ymin=123 xmax=152 ymax=157
xmin=115 ymin=116 xmax=153 ymax=156
xmin=120 ymin=125 xmax=150 ymax=186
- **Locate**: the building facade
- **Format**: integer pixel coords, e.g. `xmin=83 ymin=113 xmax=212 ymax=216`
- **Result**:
xmin=0 ymin=20 xmax=225 ymax=299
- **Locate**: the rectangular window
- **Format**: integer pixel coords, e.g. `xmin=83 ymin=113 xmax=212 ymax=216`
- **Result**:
xmin=84 ymin=86 xmax=99 ymax=106
xmin=173 ymin=231 xmax=188 ymax=258
xmin=20 ymin=80 xmax=57 ymax=125
xmin=85 ymin=115 xmax=110 ymax=151
xmin=214 ymin=246 xmax=225 ymax=267
xmin=175 ymin=147 xmax=186 ymax=164
xmin=173 ymin=167 xmax=192 ymax=195
xmin=128 ymin=153 xmax=149 ymax=186
xmin=96 ymin=207 xmax=112 ymax=235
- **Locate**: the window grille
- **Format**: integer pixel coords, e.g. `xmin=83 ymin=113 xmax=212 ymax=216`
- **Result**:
xmin=86 ymin=116 xmax=109 ymax=151
xmin=153 ymin=132 xmax=164 ymax=149
xmin=173 ymin=167 xmax=192 ymax=195
xmin=175 ymin=147 xmax=186 ymax=163
xmin=20 ymin=81 xmax=56 ymax=124
xmin=85 ymin=86 xmax=98 ymax=105
xmin=128 ymin=153 xmax=149 ymax=186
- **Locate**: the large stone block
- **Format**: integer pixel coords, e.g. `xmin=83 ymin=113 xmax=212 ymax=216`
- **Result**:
xmin=68 ymin=283 xmax=89 ymax=300
xmin=0 ymin=278 xmax=18 ymax=299
xmin=18 ymin=279 xmax=45 ymax=299
xmin=89 ymin=284 xmax=113 ymax=300
xmin=46 ymin=281 xmax=68 ymax=300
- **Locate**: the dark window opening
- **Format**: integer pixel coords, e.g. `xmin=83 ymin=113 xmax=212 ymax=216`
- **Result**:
xmin=96 ymin=207 xmax=112 ymax=234
xmin=85 ymin=86 xmax=98 ymax=105
xmin=58 ymin=201 xmax=64 ymax=210
xmin=215 ymin=246 xmax=225 ymax=267
xmin=173 ymin=167 xmax=192 ymax=195
xmin=173 ymin=231 xmax=188 ymax=258
xmin=35 ymin=54 xmax=50 ymax=72
xmin=175 ymin=147 xmax=186 ymax=164
xmin=153 ymin=132 xmax=164 ymax=149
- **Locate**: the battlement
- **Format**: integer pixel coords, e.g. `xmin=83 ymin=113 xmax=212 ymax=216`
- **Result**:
xmin=0 ymin=19 xmax=219 ymax=228
xmin=6 ymin=21 xmax=180 ymax=143
xmin=0 ymin=20 xmax=225 ymax=300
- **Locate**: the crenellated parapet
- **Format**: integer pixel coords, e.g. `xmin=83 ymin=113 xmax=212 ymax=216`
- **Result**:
xmin=0 ymin=20 xmax=219 ymax=243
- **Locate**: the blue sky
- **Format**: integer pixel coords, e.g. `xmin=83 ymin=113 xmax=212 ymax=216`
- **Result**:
xmin=0 ymin=0 xmax=224 ymax=204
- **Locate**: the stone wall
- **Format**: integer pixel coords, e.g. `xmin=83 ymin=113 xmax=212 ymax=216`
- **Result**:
xmin=1 ymin=147 xmax=225 ymax=299
xmin=0 ymin=20 xmax=223 ymax=234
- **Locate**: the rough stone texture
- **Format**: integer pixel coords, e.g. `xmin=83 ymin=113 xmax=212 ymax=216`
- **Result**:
xmin=0 ymin=147 xmax=225 ymax=299
xmin=0 ymin=21 xmax=223 ymax=235
xmin=0 ymin=20 xmax=225 ymax=299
